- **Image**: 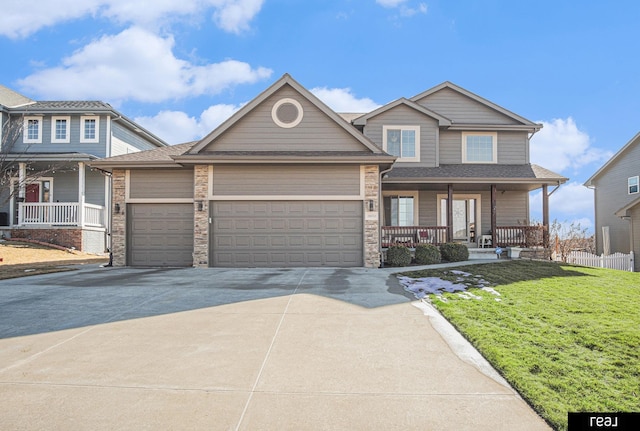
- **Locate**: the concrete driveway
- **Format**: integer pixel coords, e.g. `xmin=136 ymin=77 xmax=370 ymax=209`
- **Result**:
xmin=0 ymin=265 xmax=550 ymax=430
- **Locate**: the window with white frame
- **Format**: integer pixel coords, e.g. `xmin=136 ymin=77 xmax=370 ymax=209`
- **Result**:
xmin=51 ymin=116 xmax=70 ymax=143
xmin=81 ymin=116 xmax=99 ymax=143
xmin=383 ymin=125 xmax=420 ymax=161
xmin=629 ymin=176 xmax=639 ymax=194
xmin=462 ymin=132 xmax=497 ymax=163
xmin=23 ymin=117 xmax=42 ymax=143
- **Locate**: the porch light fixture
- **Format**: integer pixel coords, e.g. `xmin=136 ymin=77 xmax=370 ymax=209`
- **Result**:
xmin=197 ymin=201 xmax=204 ymax=211
xmin=367 ymin=200 xmax=375 ymax=211
xmin=114 ymin=203 xmax=121 ymax=214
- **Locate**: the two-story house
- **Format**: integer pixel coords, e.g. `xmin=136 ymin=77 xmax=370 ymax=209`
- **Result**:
xmin=584 ymin=131 xmax=640 ymax=271
xmin=0 ymin=85 xmax=167 ymax=254
xmin=91 ymin=74 xmax=567 ymax=268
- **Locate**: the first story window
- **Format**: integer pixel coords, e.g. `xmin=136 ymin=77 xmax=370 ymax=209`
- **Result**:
xmin=81 ymin=116 xmax=99 ymax=143
xmin=462 ymin=132 xmax=497 ymax=163
xmin=383 ymin=194 xmax=416 ymax=226
xmin=24 ymin=117 xmax=42 ymax=143
xmin=629 ymin=176 xmax=639 ymax=194
xmin=383 ymin=126 xmax=420 ymax=161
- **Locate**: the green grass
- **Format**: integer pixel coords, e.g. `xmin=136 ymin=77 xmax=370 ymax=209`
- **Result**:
xmin=401 ymin=260 xmax=640 ymax=431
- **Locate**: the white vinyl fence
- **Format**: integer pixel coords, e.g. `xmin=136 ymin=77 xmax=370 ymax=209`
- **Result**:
xmin=564 ymin=251 xmax=635 ymax=272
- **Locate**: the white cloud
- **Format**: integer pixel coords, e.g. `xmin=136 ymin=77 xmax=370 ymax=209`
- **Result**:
xmin=530 ymin=181 xmax=595 ymax=233
xmin=311 ymin=87 xmax=380 ymax=112
xmin=376 ymin=0 xmax=408 ymax=7
xmin=17 ymin=27 xmax=271 ymax=103
xmin=376 ymin=0 xmax=427 ymax=17
xmin=0 ymin=0 xmax=265 ymax=38
xmin=530 ymin=117 xmax=611 ymax=174
xmin=135 ymin=103 xmax=243 ymax=144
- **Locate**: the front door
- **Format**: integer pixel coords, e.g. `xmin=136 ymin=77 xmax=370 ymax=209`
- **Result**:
xmin=439 ymin=194 xmax=481 ymax=244
xmin=25 ymin=184 xmax=40 ymax=202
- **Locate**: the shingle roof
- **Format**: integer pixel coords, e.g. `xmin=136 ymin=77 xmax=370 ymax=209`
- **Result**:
xmin=0 ymin=84 xmax=34 ymax=108
xmin=90 ymin=142 xmax=196 ymax=166
xmin=28 ymin=101 xmax=113 ymax=110
xmin=386 ymin=164 xmax=567 ymax=182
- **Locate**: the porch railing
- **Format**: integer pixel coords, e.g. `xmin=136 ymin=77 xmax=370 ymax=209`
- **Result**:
xmin=382 ymin=225 xmax=547 ymax=248
xmin=495 ymin=226 xmax=547 ymax=248
xmin=382 ymin=226 xmax=448 ymax=248
xmin=18 ymin=202 xmax=105 ymax=228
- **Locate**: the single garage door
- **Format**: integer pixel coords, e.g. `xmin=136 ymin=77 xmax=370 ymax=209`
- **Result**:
xmin=127 ymin=203 xmax=194 ymax=266
xmin=211 ymin=201 xmax=363 ymax=267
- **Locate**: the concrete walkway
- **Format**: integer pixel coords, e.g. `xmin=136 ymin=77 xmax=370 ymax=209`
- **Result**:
xmin=0 ymin=264 xmax=550 ymax=430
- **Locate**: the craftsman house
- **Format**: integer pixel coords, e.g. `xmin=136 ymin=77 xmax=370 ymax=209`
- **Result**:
xmin=0 ymin=85 xmax=167 ymax=253
xmin=91 ymin=74 xmax=567 ymax=267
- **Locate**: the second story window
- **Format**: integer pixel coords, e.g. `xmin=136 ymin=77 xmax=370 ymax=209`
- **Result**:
xmin=462 ymin=132 xmax=497 ymax=163
xmin=24 ymin=117 xmax=42 ymax=143
xmin=81 ymin=116 xmax=99 ymax=143
xmin=629 ymin=176 xmax=639 ymax=194
xmin=383 ymin=125 xmax=420 ymax=162
xmin=52 ymin=116 xmax=70 ymax=143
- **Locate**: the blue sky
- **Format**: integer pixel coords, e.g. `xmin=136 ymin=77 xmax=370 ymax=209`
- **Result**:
xmin=1 ymin=0 xmax=639 ymax=233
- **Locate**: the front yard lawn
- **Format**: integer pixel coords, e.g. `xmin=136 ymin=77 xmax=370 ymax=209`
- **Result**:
xmin=401 ymin=260 xmax=640 ymax=431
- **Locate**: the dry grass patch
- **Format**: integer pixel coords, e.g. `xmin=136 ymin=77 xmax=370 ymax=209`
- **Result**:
xmin=0 ymin=240 xmax=108 ymax=279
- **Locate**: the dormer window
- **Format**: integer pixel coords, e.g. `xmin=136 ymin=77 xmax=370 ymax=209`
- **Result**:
xmin=629 ymin=176 xmax=639 ymax=194
xmin=462 ymin=132 xmax=497 ymax=163
xmin=383 ymin=125 xmax=420 ymax=162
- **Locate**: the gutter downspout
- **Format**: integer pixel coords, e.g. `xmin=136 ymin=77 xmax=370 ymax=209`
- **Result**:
xmin=378 ymin=165 xmax=394 ymax=267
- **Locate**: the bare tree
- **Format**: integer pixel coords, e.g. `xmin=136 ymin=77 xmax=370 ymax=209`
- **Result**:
xmin=550 ymin=219 xmax=595 ymax=262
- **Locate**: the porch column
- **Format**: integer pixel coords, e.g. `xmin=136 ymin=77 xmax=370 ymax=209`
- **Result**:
xmin=447 ymin=184 xmax=453 ymax=242
xmin=491 ymin=184 xmax=497 ymax=246
xmin=18 ymin=162 xmax=26 ymax=225
xmin=542 ymin=184 xmax=549 ymax=248
xmin=78 ymin=162 xmax=85 ymax=227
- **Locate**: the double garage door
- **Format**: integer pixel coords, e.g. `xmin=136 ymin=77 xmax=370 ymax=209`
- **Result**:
xmin=127 ymin=201 xmax=363 ymax=267
xmin=211 ymin=201 xmax=363 ymax=267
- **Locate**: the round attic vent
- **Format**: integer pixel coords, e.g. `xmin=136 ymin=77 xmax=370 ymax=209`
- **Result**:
xmin=272 ymin=98 xmax=303 ymax=128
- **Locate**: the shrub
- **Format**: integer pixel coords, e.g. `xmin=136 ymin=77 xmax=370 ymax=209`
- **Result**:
xmin=415 ymin=244 xmax=441 ymax=265
xmin=439 ymin=242 xmax=469 ymax=262
xmin=386 ymin=245 xmax=412 ymax=267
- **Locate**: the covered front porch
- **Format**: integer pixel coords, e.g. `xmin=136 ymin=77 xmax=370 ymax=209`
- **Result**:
xmin=1 ymin=156 xmax=109 ymax=253
xmin=379 ymin=164 xmax=566 ymax=254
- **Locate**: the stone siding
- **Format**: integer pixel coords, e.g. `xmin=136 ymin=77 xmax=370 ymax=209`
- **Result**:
xmin=111 ymin=169 xmax=126 ymax=266
xmin=364 ymin=165 xmax=381 ymax=268
xmin=193 ymin=165 xmax=209 ymax=268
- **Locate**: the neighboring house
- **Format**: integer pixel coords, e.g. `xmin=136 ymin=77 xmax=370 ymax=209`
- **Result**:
xmin=584 ymin=131 xmax=640 ymax=271
xmin=0 ymin=85 xmax=167 ymax=253
xmin=91 ymin=74 xmax=567 ymax=268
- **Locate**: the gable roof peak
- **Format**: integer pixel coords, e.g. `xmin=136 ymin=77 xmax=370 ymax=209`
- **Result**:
xmin=353 ymin=97 xmax=451 ymax=127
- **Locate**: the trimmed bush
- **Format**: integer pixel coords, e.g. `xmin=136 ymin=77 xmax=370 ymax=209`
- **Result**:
xmin=439 ymin=242 xmax=469 ymax=262
xmin=386 ymin=245 xmax=412 ymax=267
xmin=415 ymin=244 xmax=441 ymax=265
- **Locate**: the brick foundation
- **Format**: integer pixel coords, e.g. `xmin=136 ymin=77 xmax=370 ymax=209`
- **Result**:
xmin=11 ymin=228 xmax=83 ymax=250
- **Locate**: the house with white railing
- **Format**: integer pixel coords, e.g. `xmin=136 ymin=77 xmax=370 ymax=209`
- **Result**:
xmin=1 ymin=85 xmax=167 ymax=253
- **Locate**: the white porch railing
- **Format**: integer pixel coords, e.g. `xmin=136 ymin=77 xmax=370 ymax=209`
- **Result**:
xmin=18 ymin=202 xmax=105 ymax=228
xmin=563 ymin=250 xmax=635 ymax=272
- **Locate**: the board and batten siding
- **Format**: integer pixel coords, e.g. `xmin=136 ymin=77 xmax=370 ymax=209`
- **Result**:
xmin=212 ymin=165 xmax=361 ymax=196
xmin=439 ymin=130 xmax=527 ymax=164
xmin=128 ymin=169 xmax=194 ymax=199
xmin=593 ymin=140 xmax=640 ymax=254
xmin=363 ymin=105 xmax=438 ymax=167
xmin=202 ymin=85 xmax=367 ymax=152
xmin=415 ymin=87 xmax=519 ymax=125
